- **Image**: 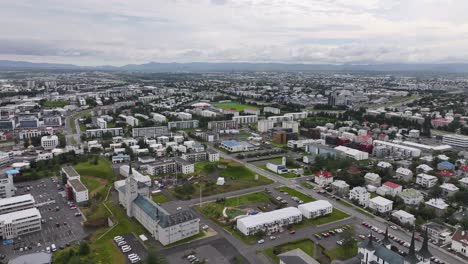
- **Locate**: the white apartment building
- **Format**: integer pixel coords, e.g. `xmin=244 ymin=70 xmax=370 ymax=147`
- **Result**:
xmin=298 ymin=200 xmax=333 ymax=219
xmin=0 ymin=177 xmax=15 ymax=198
xmin=373 ymin=140 xmax=421 ymax=157
xmin=442 ymin=134 xmax=468 ymax=148
xmin=236 ymin=207 xmax=302 ymax=236
xmin=152 ymin=113 xmax=167 ymax=123
xmin=257 ymin=119 xmax=275 ymax=133
xmin=168 ymin=120 xmax=199 ymax=130
xmin=268 ymin=115 xmax=292 ymax=123
xmin=284 ymin=112 xmax=308 ymax=120
xmin=0 ymin=194 xmax=35 ymax=215
xmin=369 ymin=196 xmax=393 ymax=213
xmin=0 ymin=208 xmax=42 ymax=239
xmin=132 ymin=126 xmax=169 ymax=138
xmin=177 ymin=112 xmax=192 ymax=120
xmin=0 ymin=152 xmax=10 ymax=166
xmin=282 ymin=121 xmax=299 ymax=133
xmin=425 ymin=198 xmax=449 ymax=216
xmin=391 ymin=210 xmax=416 ymax=225
xmin=263 ymin=107 xmax=280 ymax=115
xmin=377 ymin=182 xmax=402 ymax=197
xmin=416 ymin=173 xmax=438 ymax=188
xmin=364 ymin=173 xmax=381 ymax=186
xmin=40 ymin=135 xmax=59 ymax=150
xmin=440 ymin=183 xmax=459 ymax=197
xmin=232 ymin=115 xmax=258 ymax=125
xmin=67 ymin=179 xmax=89 ymax=203
xmin=349 ymin=187 xmax=370 ymax=207
xmin=96 ymin=117 xmax=107 ymax=129
xmin=398 ymin=189 xmax=424 ymax=206
xmin=334 ymin=146 xmax=368 ymax=160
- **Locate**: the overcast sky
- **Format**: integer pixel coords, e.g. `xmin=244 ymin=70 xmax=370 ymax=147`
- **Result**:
xmin=1 ymin=0 xmax=467 ymax=66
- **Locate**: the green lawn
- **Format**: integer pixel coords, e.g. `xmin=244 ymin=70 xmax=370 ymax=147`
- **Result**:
xmin=264 ymin=239 xmax=315 ymax=263
xmin=294 ymin=209 xmax=350 ymax=228
xmin=300 ymin=182 xmax=315 ymax=189
xmin=214 ymin=102 xmax=258 ymax=111
xmin=81 ymin=176 xmax=102 ymax=193
xmin=260 ymin=164 xmax=298 ymax=178
xmin=152 ymin=193 xmax=170 ymax=204
xmin=276 ymin=186 xmax=315 ymax=203
xmin=324 ymin=241 xmax=358 ymax=260
xmin=172 ymin=160 xmax=273 ymax=200
xmin=355 ymin=208 xmax=376 ymax=218
xmin=74 ymin=158 xmax=115 ymax=181
xmin=41 ymin=101 xmax=69 ymax=107
xmin=80 ymin=124 xmax=87 ymax=132
xmin=370 ymin=193 xmax=378 ymax=198
xmin=71 ymin=137 xmax=77 ymax=145
xmin=338 ymin=200 xmax=354 ymax=208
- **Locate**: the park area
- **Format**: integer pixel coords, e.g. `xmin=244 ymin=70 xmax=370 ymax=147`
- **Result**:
xmin=214 ymin=102 xmax=258 ymax=111
xmin=169 ymin=159 xmax=273 ymax=200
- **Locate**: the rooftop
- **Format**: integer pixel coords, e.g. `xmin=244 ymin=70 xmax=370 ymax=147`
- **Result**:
xmin=68 ymin=179 xmax=88 ymax=192
xmin=62 ymin=166 xmax=80 ymax=178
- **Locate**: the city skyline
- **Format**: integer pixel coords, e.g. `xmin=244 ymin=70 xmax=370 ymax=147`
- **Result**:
xmin=1 ymin=0 xmax=468 ymax=66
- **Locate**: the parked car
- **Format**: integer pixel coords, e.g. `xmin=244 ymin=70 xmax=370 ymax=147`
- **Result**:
xmin=257 ymin=239 xmax=264 ymax=244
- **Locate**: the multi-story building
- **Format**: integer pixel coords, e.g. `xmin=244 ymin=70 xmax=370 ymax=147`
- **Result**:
xmin=282 ymin=121 xmax=299 ymax=133
xmin=440 ymin=183 xmax=459 ymax=197
xmin=168 ymin=120 xmax=199 ymax=130
xmin=86 ymin=128 xmax=123 ymax=138
xmin=220 ymin=140 xmax=256 ymax=152
xmin=369 ymin=196 xmax=393 ymax=213
xmin=0 ymin=151 xmax=10 ymax=167
xmin=376 ymin=181 xmax=402 ymax=197
xmin=284 ymin=112 xmax=308 ymax=120
xmin=373 ymin=140 xmax=421 ymax=157
xmin=117 ymin=167 xmax=200 ymax=245
xmin=0 ymin=176 xmax=15 ymax=198
xmin=40 ymin=135 xmax=59 ymax=150
xmin=425 ymin=199 xmax=449 ymax=216
xmin=43 ymin=116 xmax=62 ymax=127
xmin=416 ymin=173 xmax=438 ymax=188
xmin=67 ymin=179 xmax=89 ymax=203
xmin=236 ymin=207 xmax=302 ymax=236
xmin=207 ymin=120 xmax=238 ymax=131
xmin=442 ymin=134 xmax=468 ymax=148
xmin=132 ymin=126 xmax=169 ymax=138
xmin=391 ymin=210 xmax=416 ymax=225
xmin=349 ymin=187 xmax=370 ymax=207
xmin=0 ymin=208 xmax=42 ymax=239
xmin=331 ymin=180 xmax=350 ymax=197
xmin=263 ymin=107 xmax=280 ymax=115
xmin=422 ymin=222 xmax=451 ymax=244
xmin=257 ymin=119 xmax=275 ymax=133
xmin=364 ymin=173 xmax=381 ymax=186
xmin=96 ymin=117 xmax=107 ymax=129
xmin=314 ymin=171 xmax=333 ymax=186
xmin=232 ymin=115 xmax=258 ymax=125
xmin=19 ymin=117 xmax=39 ymax=128
xmin=151 ymin=113 xmax=167 ymax=123
xmin=398 ymin=189 xmax=424 ymax=206
xmin=181 ymin=149 xmax=220 ymax=163
xmin=298 ymin=200 xmax=333 ymax=219
xmin=334 ymin=146 xmax=368 ymax=160
xmin=395 ymin=167 xmax=413 ymax=182
xmin=0 ymin=194 xmax=35 ymax=215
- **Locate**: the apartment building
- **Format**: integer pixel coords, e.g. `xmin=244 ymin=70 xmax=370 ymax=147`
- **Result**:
xmin=232 ymin=115 xmax=258 ymax=125
xmin=0 ymin=194 xmax=35 ymax=215
xmin=168 ymin=120 xmax=199 ymax=130
xmin=416 ymin=173 xmax=438 ymax=188
xmin=0 ymin=208 xmax=42 ymax=239
xmin=298 ymin=200 xmax=333 ymax=219
xmin=132 ymin=126 xmax=169 ymax=138
xmin=369 ymin=196 xmax=393 ymax=213
xmin=442 ymin=134 xmax=468 ymax=148
xmin=40 ymin=135 xmax=59 ymax=150
xmin=236 ymin=207 xmax=303 ymax=236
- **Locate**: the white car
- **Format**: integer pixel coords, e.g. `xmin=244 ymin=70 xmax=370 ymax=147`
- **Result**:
xmin=128 ymin=253 xmax=138 ymax=259
xmin=176 ymin=207 xmax=182 ymax=210
xmin=257 ymin=239 xmax=265 ymax=244
xmin=46 ymin=247 xmax=51 ymax=253
xmin=113 ymin=236 xmax=124 ymax=242
xmin=270 ymin=236 xmax=276 ymax=240
xmin=117 ymin=241 xmax=127 ymax=246
xmin=122 ymin=247 xmax=132 ymax=253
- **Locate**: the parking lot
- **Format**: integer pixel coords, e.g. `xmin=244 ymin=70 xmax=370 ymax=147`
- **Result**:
xmin=115 ymin=234 xmax=148 ymax=263
xmin=0 ymin=177 xmax=88 ymax=261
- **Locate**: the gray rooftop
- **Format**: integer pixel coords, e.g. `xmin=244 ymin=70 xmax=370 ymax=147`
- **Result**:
xmin=62 ymin=166 xmax=80 ymax=178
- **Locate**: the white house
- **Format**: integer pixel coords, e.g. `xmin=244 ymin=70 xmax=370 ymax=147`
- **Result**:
xmin=440 ymin=183 xmax=459 ymax=197
xmin=298 ymin=200 xmax=333 ymax=219
xmin=451 ymin=229 xmax=468 ymax=257
xmin=349 ymin=187 xmax=370 ymax=207
xmin=376 ymin=181 xmax=402 ymax=197
xmin=314 ymin=171 xmax=333 ymax=186
xmin=391 ymin=210 xmax=416 ymax=225
xmin=398 ymin=189 xmax=424 ymax=206
xmin=395 ymin=167 xmax=413 ymax=182
xmin=425 ymin=199 xmax=449 ymax=216
xmin=369 ymin=196 xmax=393 ymax=213
xmin=364 ymin=173 xmax=381 ymax=186
xmin=416 ymin=173 xmax=438 ymax=188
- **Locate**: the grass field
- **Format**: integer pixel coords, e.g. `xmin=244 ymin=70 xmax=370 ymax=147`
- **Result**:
xmin=324 ymin=241 xmax=358 ymax=260
xmin=80 ymin=124 xmax=87 ymax=132
xmin=214 ymin=102 xmax=258 ymax=111
xmin=69 ymin=117 xmax=77 ymax=133
xmin=172 ymin=160 xmax=273 ymax=199
xmin=41 ymin=101 xmax=69 ymax=107
xmin=152 ymin=193 xmax=171 ymax=204
xmin=300 ymin=182 xmax=315 ymax=189
xmin=276 ymin=186 xmax=315 ymax=203
xmin=74 ymin=158 xmax=115 ymax=181
xmin=264 ymin=239 xmax=315 ymax=263
xmin=71 ymin=137 xmax=77 ymax=145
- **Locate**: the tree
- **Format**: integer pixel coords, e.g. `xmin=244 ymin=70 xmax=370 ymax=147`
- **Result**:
xmin=340 ymin=226 xmax=356 ymax=246
xmin=78 ymin=241 xmax=90 ymax=255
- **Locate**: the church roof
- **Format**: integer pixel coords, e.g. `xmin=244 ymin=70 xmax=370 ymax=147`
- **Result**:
xmin=418 ymin=229 xmax=432 ymax=259
xmin=374 ymin=246 xmax=404 ymax=264
xmin=404 ymin=232 xmax=420 ymax=264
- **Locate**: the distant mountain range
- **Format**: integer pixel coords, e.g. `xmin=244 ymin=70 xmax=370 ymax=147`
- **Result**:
xmin=2 ymin=60 xmax=468 ymax=73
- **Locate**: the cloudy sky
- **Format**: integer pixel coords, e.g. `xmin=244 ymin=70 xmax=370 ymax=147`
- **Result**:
xmin=1 ymin=0 xmax=468 ymax=66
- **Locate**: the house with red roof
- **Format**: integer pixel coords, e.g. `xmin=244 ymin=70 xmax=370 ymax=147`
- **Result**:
xmin=438 ymin=170 xmax=455 ymax=180
xmin=376 ymin=181 xmax=402 ymax=197
xmin=314 ymin=171 xmax=333 ymax=186
xmin=457 ymin=165 xmax=468 ymax=178
xmin=431 ymin=118 xmax=452 ymax=129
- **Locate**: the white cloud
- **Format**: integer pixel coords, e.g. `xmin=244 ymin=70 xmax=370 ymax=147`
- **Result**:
xmin=0 ymin=0 xmax=467 ymax=65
